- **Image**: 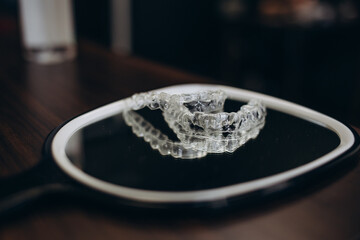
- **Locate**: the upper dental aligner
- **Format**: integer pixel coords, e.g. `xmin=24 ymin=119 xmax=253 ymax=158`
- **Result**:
xmin=165 ymin=99 xmax=266 ymax=132
xmin=125 ymin=90 xmax=226 ymax=112
xmin=163 ymin=112 xmax=265 ymax=153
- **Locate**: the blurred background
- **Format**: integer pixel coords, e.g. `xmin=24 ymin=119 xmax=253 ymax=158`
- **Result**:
xmin=0 ymin=0 xmax=359 ymax=125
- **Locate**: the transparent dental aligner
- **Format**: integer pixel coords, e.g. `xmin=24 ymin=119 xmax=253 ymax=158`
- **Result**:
xmin=163 ymin=100 xmax=265 ymax=135
xmin=123 ymin=110 xmax=207 ymax=159
xmin=164 ymin=112 xmax=265 ymax=153
xmin=124 ymin=90 xmax=266 ymax=134
xmin=122 ymin=89 xmax=267 ymax=157
xmin=124 ymin=90 xmax=226 ymax=113
xmin=123 ymin=109 xmax=264 ymax=154
xmin=166 ymin=99 xmax=266 ymax=133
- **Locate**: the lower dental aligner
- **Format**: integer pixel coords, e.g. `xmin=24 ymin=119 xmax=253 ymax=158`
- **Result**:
xmin=123 ymin=89 xmax=267 ymax=158
xmin=123 ymin=110 xmax=207 ymax=159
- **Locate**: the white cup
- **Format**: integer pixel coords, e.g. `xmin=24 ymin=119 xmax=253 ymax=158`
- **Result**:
xmin=19 ymin=0 xmax=76 ymax=64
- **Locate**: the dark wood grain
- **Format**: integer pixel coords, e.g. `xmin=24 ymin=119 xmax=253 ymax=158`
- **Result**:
xmin=0 ymin=32 xmax=359 ymax=240
xmin=0 ymin=33 xmax=216 ymax=177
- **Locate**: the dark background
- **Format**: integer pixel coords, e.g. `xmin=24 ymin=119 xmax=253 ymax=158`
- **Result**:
xmin=1 ymin=0 xmax=359 ymax=126
xmin=0 ymin=2 xmax=360 ymax=239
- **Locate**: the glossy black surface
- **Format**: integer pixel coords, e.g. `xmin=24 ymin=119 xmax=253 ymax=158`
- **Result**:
xmin=66 ymin=100 xmax=340 ymax=191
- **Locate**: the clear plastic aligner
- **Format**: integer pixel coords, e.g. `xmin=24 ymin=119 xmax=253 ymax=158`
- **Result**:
xmin=163 ymin=112 xmax=265 ymax=153
xmin=123 ymin=110 xmax=207 ymax=159
xmin=122 ymin=89 xmax=267 ymax=158
xmin=124 ymin=90 xmax=226 ymax=113
xmin=168 ymin=99 xmax=266 ymax=132
xmin=125 ymin=90 xmax=266 ymax=133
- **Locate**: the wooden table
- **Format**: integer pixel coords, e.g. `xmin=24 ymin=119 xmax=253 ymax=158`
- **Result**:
xmin=0 ymin=34 xmax=359 ymax=240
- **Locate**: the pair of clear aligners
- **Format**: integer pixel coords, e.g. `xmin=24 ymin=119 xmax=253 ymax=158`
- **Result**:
xmin=123 ymin=110 xmax=264 ymax=159
xmin=123 ymin=90 xmax=266 ymax=159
